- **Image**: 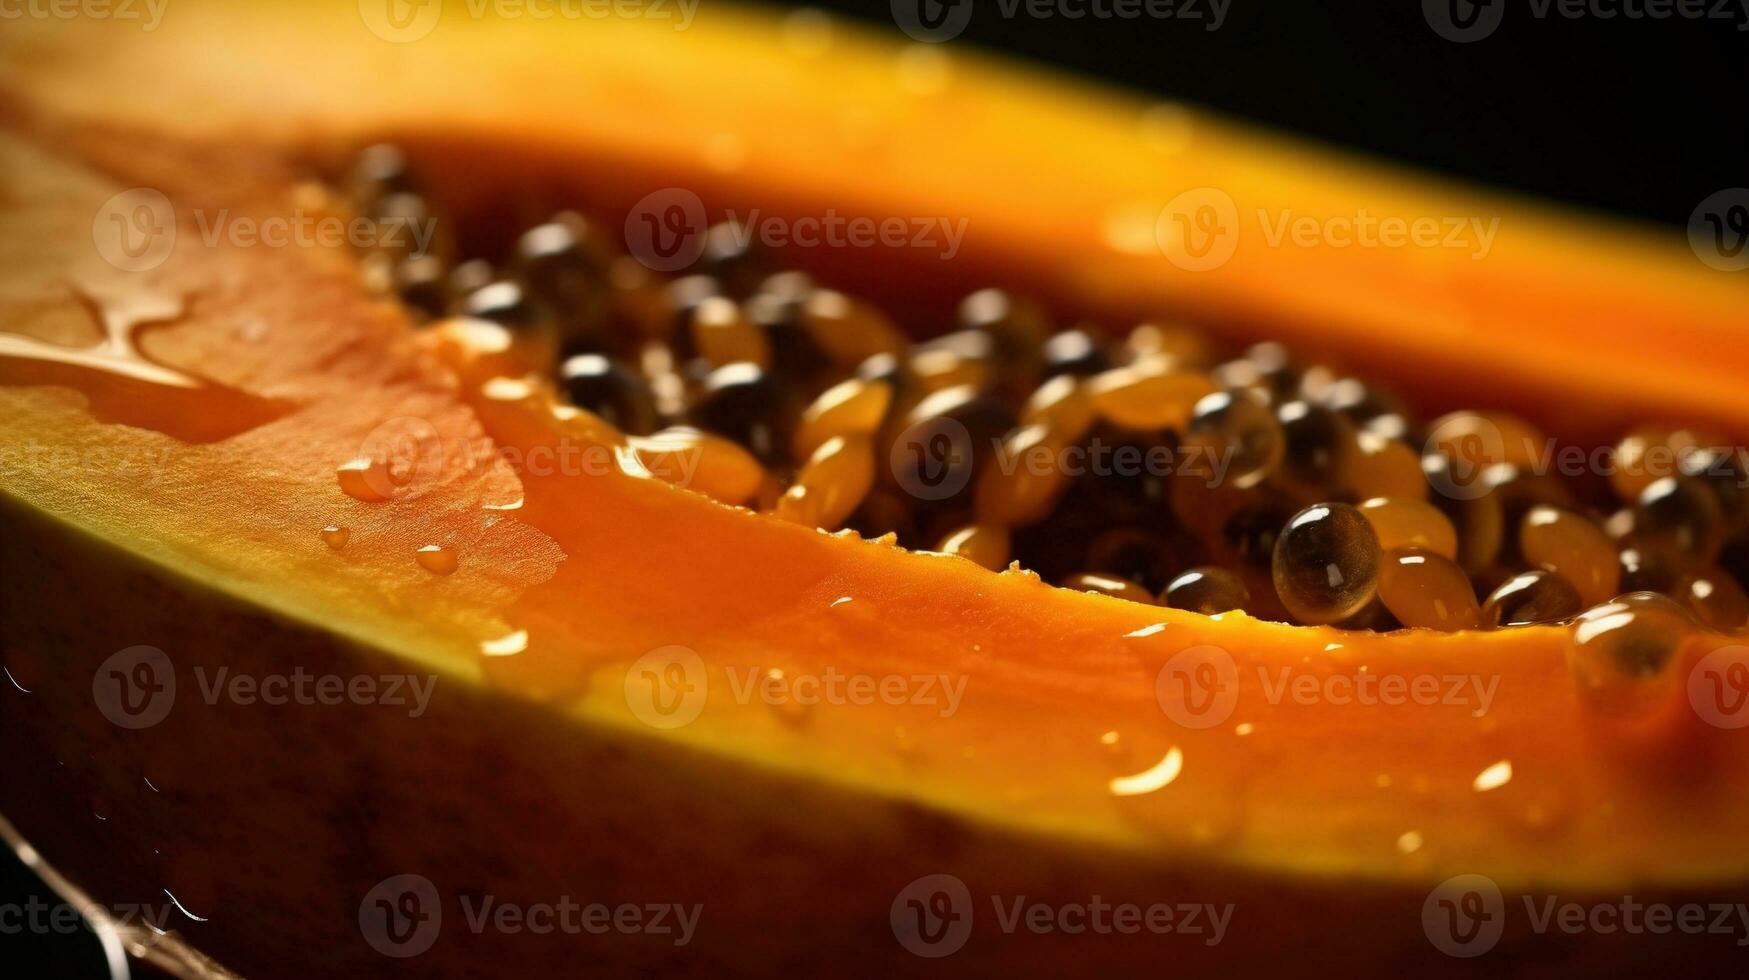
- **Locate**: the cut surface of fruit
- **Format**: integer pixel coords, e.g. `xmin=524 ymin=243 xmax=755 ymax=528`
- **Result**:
xmin=3 ymin=2 xmax=1749 ymax=976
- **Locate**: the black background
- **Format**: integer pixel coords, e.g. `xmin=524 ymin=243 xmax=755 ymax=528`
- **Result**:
xmin=4 ymin=1 xmax=1743 ymax=977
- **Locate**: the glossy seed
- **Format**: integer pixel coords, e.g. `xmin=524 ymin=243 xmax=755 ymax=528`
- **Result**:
xmin=1162 ymin=566 xmax=1250 ymax=615
xmin=630 ymin=426 xmax=765 ymax=506
xmin=801 ymin=289 xmax=907 ymax=366
xmin=1568 ymin=591 xmax=1692 ymax=714
xmin=1272 ymin=502 xmax=1381 ymax=625
xmin=1359 ymin=497 xmax=1459 ymax=561
xmin=973 ymin=425 xmax=1070 ymax=527
xmin=936 ymin=524 xmax=1011 ymax=571
xmin=889 ymin=385 xmax=1016 ymax=506
xmin=1182 ymin=389 xmax=1283 ymax=490
xmin=689 ymin=296 xmax=771 ymax=369
xmin=1377 ymin=548 xmax=1481 ymax=631
xmin=1342 ymin=430 xmax=1427 ymax=500
xmin=1042 ymin=328 xmax=1109 ymax=377
xmin=1087 ymin=527 xmax=1180 ymax=594
xmin=560 ymin=354 xmax=658 ymax=435
xmin=1127 ymin=322 xmax=1210 ymax=369
xmin=689 ymin=362 xmax=792 ymax=464
xmin=1087 ymin=364 xmax=1216 ymax=432
xmin=394 ymin=254 xmax=448 ymax=321
xmin=774 ymin=435 xmax=875 ymax=530
xmin=909 ymin=329 xmax=994 ymax=393
xmin=1634 ymin=475 xmax=1724 ymax=560
xmin=1678 ymin=567 xmax=1749 ymax=631
xmin=1276 ymin=401 xmax=1354 ymax=493
xmin=1425 ymin=410 xmax=1547 ymax=471
xmin=1423 ymin=453 xmax=1505 ymax=572
xmin=1519 ymin=506 xmax=1620 ymax=607
xmin=1679 ymin=446 xmax=1749 ymax=532
xmin=1482 ymin=569 xmax=1583 ymax=627
xmin=793 ymin=377 xmax=893 ymax=460
xmin=1020 ymin=375 xmax=1097 ymax=444
xmin=1065 ymin=572 xmax=1155 ymax=604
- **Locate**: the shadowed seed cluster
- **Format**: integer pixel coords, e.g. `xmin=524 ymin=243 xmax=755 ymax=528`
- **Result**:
xmin=349 ymin=145 xmax=1749 ymax=636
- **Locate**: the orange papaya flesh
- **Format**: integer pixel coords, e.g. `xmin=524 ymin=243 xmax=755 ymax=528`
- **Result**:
xmin=2 ymin=2 xmax=1748 ymax=976
xmin=4 ymin=0 xmax=1746 ymax=441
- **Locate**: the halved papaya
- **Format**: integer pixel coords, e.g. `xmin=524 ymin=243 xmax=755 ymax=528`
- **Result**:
xmin=2 ymin=2 xmax=1748 ymax=977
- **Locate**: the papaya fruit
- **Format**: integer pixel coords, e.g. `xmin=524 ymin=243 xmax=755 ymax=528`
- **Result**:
xmin=3 ymin=2 xmax=1748 ymax=977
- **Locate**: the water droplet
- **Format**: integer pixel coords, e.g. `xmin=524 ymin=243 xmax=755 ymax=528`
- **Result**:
xmin=758 ymin=668 xmax=813 ymax=727
xmin=1233 ymin=722 xmax=1255 ymax=737
xmin=480 ymin=630 xmax=529 ymax=657
xmin=830 ymin=596 xmax=853 ymax=608
xmin=1109 ymin=746 xmax=1184 ymax=796
xmin=0 ymin=283 xmax=289 ymax=441
xmin=1125 ymin=623 xmax=1169 ymax=639
xmin=1568 ymin=592 xmax=1693 ymax=715
xmin=1396 ymin=830 xmax=1424 ymax=854
xmin=415 ymin=544 xmax=457 ymax=575
xmin=337 ymin=457 xmax=395 ymax=502
xmin=319 ymin=525 xmax=350 ymax=550
xmin=1472 ymin=759 xmax=1513 ymax=793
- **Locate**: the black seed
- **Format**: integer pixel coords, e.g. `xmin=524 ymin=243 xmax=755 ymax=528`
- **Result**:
xmin=460 ymin=280 xmax=544 ymax=330
xmin=560 ymin=354 xmax=657 ymax=435
xmin=689 ymin=362 xmax=792 ymax=464
xmin=1043 ymin=329 xmax=1110 ymax=377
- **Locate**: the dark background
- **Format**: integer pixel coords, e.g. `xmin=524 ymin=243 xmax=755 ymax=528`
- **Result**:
xmin=5 ymin=2 xmax=1743 ymax=977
